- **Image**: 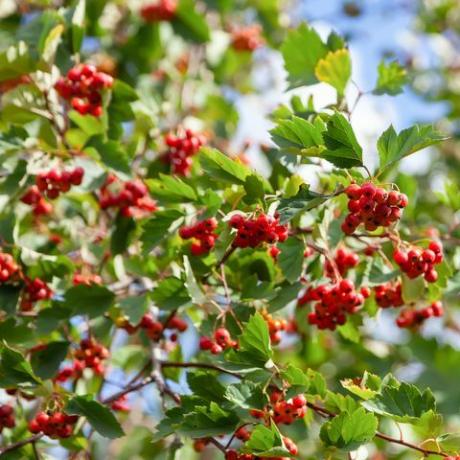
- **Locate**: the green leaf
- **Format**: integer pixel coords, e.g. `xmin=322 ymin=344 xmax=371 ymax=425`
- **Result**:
xmin=281 ymin=365 xmax=327 ymax=398
xmin=315 ymin=49 xmax=352 ymax=96
xmin=31 ymin=341 xmax=69 ymax=380
xmin=151 ymin=277 xmax=191 ymax=310
xmin=245 ymin=423 xmax=291 ymax=457
xmin=63 ymin=284 xmax=115 ymax=318
xmin=200 ymin=147 xmax=250 ymax=184
xmin=118 ymin=294 xmax=149 ymax=324
xmin=277 ymin=184 xmax=330 ymax=223
xmin=179 ymin=402 xmax=238 ymax=437
xmin=0 ymin=285 xmax=20 ymax=314
xmin=277 ymin=238 xmax=304 ymax=283
xmin=244 ymin=174 xmax=266 ymax=204
xmin=270 ymin=116 xmax=324 ymax=153
xmin=72 ymin=0 xmax=86 ymax=53
xmin=111 ymin=215 xmax=136 ymax=255
xmin=238 ymin=312 xmax=273 ymax=364
xmin=106 ymin=80 xmax=138 ymax=139
xmin=173 ymin=0 xmax=211 ymax=43
xmin=363 ymin=382 xmax=436 ymax=423
xmin=41 ymin=24 xmax=64 ymax=66
xmin=141 ymin=209 xmax=184 ymax=253
xmin=401 ymin=274 xmax=425 ymax=303
xmin=376 ymin=124 xmax=448 ymax=174
xmin=183 ymin=256 xmax=207 ymax=305
xmin=281 ymin=23 xmax=328 ymax=89
xmin=147 ymin=174 xmax=197 ymax=203
xmin=187 ymin=372 xmax=226 ymax=402
xmin=66 ymin=395 xmax=125 ymax=439
xmin=85 ymin=137 xmax=131 ymax=176
xmin=320 ymin=407 xmax=378 ymax=451
xmin=322 ymin=112 xmax=363 ymax=168
xmin=0 ymin=127 xmax=27 ymax=156
xmin=0 ymin=343 xmax=42 ymax=387
xmin=373 ymin=60 xmax=408 ymax=96
xmin=269 ymin=281 xmax=302 ymax=313
xmin=224 ymin=382 xmax=266 ymax=410
xmin=0 ymin=42 xmax=36 ymax=82
xmin=337 ymin=315 xmax=361 ymax=343
xmin=341 ymin=371 xmax=382 ymax=400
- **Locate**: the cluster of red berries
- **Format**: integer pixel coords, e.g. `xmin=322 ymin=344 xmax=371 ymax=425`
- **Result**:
xmin=20 ymin=277 xmax=53 ymax=311
xmin=0 ymin=253 xmax=18 ymax=283
xmin=117 ymin=313 xmax=187 ymax=342
xmin=162 ymin=129 xmax=206 ymax=175
xmin=35 ymin=167 xmax=84 ymax=200
xmin=55 ymin=64 xmax=113 ymax=117
xmin=261 ymin=309 xmax=289 ymax=345
xmin=393 ymin=241 xmax=443 ymax=282
xmin=231 ymin=25 xmax=264 ymax=52
xmin=199 ymin=327 xmax=238 ymax=354
xmin=140 ymin=0 xmax=177 ymax=22
xmin=374 ymin=282 xmax=404 ymax=308
xmin=270 ymin=390 xmax=307 ymax=425
xmin=0 ymin=405 xmax=15 ymax=433
xmin=73 ymin=272 xmax=102 ymax=286
xmin=341 ymin=183 xmax=408 ymax=234
xmin=56 ymin=341 xmax=108 ymax=383
xmin=325 ymin=248 xmax=359 ymax=278
xmin=54 ymin=360 xmax=85 ymax=383
xmin=250 ymin=391 xmax=307 ymax=426
xmin=29 ymin=411 xmax=78 ymax=438
xmin=21 ymin=186 xmax=53 ymax=216
xmin=73 ymin=338 xmax=109 ymax=376
xmin=99 ymin=176 xmax=157 ymax=218
xmin=396 ymin=301 xmax=444 ymax=329
xmin=110 ymin=395 xmax=130 ymax=412
xmin=229 ymin=213 xmax=288 ymax=249
xmin=179 ymin=218 xmax=218 ymax=256
xmin=142 ymin=313 xmax=187 ymax=341
xmin=298 ymin=280 xmax=369 ymax=330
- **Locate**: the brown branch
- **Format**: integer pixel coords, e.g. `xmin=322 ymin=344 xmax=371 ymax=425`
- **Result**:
xmin=306 ymin=402 xmax=448 ymax=457
xmin=208 ymin=437 xmax=226 ymax=453
xmin=216 ymin=245 xmax=236 ymax=269
xmin=160 ymin=361 xmax=243 ymax=379
xmin=0 ymin=434 xmax=43 ymax=456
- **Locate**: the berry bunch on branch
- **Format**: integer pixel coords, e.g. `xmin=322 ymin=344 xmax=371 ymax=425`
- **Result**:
xmin=0 ymin=4 xmax=458 ymax=460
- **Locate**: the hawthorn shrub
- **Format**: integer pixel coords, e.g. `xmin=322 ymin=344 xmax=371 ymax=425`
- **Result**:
xmin=0 ymin=1 xmax=459 ymax=460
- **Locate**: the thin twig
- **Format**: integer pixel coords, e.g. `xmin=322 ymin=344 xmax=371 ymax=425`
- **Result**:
xmin=0 ymin=434 xmax=44 ymax=456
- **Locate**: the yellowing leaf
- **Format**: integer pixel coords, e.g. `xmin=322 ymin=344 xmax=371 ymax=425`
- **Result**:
xmin=315 ymin=49 xmax=351 ymax=96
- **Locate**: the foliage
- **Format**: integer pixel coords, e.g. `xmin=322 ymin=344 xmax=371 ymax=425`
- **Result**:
xmin=0 ymin=1 xmax=458 ymax=460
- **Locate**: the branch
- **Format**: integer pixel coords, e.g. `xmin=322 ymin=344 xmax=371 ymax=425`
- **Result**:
xmin=208 ymin=437 xmax=227 ymax=453
xmin=216 ymin=245 xmax=236 ymax=269
xmin=101 ymin=375 xmax=157 ymax=405
xmin=160 ymin=361 xmax=243 ymax=379
xmin=306 ymin=402 xmax=448 ymax=457
xmin=0 ymin=434 xmax=43 ymax=456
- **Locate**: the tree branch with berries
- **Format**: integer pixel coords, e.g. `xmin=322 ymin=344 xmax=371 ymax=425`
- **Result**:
xmin=0 ymin=1 xmax=459 ymax=460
